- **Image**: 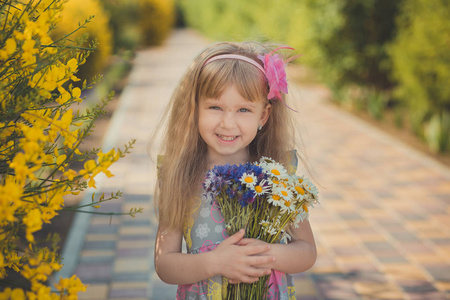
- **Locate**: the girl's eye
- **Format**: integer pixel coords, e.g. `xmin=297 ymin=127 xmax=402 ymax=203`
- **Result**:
xmin=239 ymin=108 xmax=250 ymax=112
xmin=209 ymin=106 xmax=221 ymax=110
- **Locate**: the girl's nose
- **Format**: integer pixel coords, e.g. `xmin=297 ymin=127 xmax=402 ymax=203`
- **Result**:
xmin=221 ymin=112 xmax=237 ymax=129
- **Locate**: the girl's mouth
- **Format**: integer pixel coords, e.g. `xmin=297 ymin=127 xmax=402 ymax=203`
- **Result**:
xmin=216 ymin=134 xmax=238 ymax=141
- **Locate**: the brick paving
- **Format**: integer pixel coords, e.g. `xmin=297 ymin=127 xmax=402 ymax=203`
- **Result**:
xmin=56 ymin=29 xmax=450 ymax=300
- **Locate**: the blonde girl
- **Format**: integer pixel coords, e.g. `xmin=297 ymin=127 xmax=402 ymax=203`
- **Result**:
xmin=154 ymin=41 xmax=316 ymax=299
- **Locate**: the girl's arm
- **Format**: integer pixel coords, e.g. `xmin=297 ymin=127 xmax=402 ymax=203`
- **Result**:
xmin=154 ymin=227 xmax=276 ymax=285
xmin=236 ymin=219 xmax=317 ymax=276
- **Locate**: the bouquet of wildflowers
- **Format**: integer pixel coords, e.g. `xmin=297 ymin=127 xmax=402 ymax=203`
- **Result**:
xmin=203 ymin=157 xmax=318 ymax=300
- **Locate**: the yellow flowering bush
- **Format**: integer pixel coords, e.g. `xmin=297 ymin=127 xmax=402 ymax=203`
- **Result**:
xmin=51 ymin=0 xmax=113 ymax=83
xmin=137 ymin=0 xmax=175 ymax=46
xmin=0 ymin=0 xmax=139 ymax=298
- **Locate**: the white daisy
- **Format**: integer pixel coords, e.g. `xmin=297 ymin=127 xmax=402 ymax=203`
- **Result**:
xmin=195 ymin=223 xmax=210 ymax=239
xmin=253 ymin=179 xmax=270 ymax=196
xmin=266 ymin=225 xmax=278 ymax=236
xmin=240 ymin=173 xmax=257 ymax=187
xmin=259 ymin=156 xmax=275 ymax=165
xmin=259 ymin=219 xmax=270 ymax=227
xmin=273 ymin=184 xmax=293 ymax=201
xmin=301 ymin=178 xmax=318 ymax=195
xmin=293 ymin=210 xmax=309 ymax=228
xmin=267 ymin=193 xmax=283 ymax=206
xmin=280 ymin=199 xmax=296 ymax=213
xmin=280 ymin=232 xmax=292 ymax=244
xmin=263 ymin=162 xmax=289 ymax=180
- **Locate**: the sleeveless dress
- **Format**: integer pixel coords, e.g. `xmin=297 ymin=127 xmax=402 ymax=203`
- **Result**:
xmin=176 ymin=155 xmax=298 ymax=300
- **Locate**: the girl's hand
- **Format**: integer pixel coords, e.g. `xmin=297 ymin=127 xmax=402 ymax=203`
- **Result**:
xmin=229 ymin=238 xmax=275 ymax=284
xmin=211 ymin=229 xmax=275 ymax=284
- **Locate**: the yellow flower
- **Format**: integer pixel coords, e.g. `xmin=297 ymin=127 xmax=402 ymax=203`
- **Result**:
xmin=0 ymin=38 xmax=17 ymax=60
xmin=63 ymin=169 xmax=78 ymax=181
xmin=295 ymin=186 xmax=305 ymax=195
xmin=66 ymin=58 xmax=78 ymax=73
xmin=54 ymin=274 xmax=87 ymax=296
xmin=9 ymin=152 xmax=35 ymax=182
xmin=21 ymin=39 xmax=38 ymax=63
xmin=0 ymin=177 xmax=22 ymax=225
xmin=23 ymin=209 xmax=43 ymax=242
xmin=0 ymin=288 xmax=25 ymax=300
xmin=302 ymin=204 xmax=309 ymax=213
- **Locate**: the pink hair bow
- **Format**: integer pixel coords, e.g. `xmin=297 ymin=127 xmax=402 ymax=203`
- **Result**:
xmin=258 ymin=47 xmax=300 ymax=111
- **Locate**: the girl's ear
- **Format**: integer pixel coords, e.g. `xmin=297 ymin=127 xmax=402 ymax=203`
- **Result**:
xmin=260 ymin=103 xmax=272 ymax=127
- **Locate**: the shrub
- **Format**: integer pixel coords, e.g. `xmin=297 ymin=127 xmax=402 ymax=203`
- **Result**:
xmin=136 ymin=0 xmax=175 ymax=46
xmin=102 ymin=0 xmax=141 ymax=52
xmin=51 ymin=0 xmax=113 ymax=83
xmin=0 ymin=0 xmax=139 ymax=298
xmin=102 ymin=0 xmax=175 ymax=51
xmin=388 ymin=0 xmax=450 ymax=152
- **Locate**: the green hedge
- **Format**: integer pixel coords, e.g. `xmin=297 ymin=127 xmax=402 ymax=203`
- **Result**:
xmin=178 ymin=0 xmax=450 ymax=153
xmin=103 ymin=0 xmax=175 ymax=52
xmin=178 ymin=0 xmax=399 ymax=90
xmin=388 ymin=0 xmax=450 ymax=152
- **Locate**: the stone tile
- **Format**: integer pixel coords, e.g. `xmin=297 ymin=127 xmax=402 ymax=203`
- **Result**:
xmin=114 ymin=258 xmax=150 ymax=273
xmin=85 ymin=233 xmax=117 ymax=242
xmin=405 ymin=292 xmax=448 ymax=300
xmin=78 ymin=283 xmax=109 ymax=300
xmin=382 ymin=264 xmax=429 ymax=281
xmin=293 ymin=277 xmax=317 ymax=296
xmin=119 ymin=226 xmax=152 ymax=235
xmin=435 ymin=281 xmax=450 ymax=292
xmin=397 ymin=280 xmax=438 ymax=294
xmin=87 ymin=224 xmax=119 ymax=234
xmin=75 ymin=262 xmax=113 ymax=283
xmin=424 ymin=265 xmax=450 ymax=281
xmin=116 ymin=247 xmax=150 ymax=258
xmin=117 ymin=240 xmax=149 ymax=249
xmin=353 ymin=282 xmax=405 ymax=299
xmin=112 ymin=272 xmax=149 ymax=282
xmin=81 ymin=249 xmax=115 ymax=257
xmin=83 ymin=240 xmax=116 ymax=250
xmin=109 ymin=288 xmax=148 ymax=298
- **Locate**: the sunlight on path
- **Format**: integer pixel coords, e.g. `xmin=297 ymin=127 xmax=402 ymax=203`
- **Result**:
xmin=65 ymin=29 xmax=450 ymax=300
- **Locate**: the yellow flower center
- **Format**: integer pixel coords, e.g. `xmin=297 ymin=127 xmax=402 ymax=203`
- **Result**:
xmin=281 ymin=190 xmax=288 ymax=197
xmin=302 ymin=204 xmax=309 ymax=212
xmin=244 ymin=177 xmax=254 ymax=183
xmin=255 ymin=186 xmax=263 ymax=193
xmin=298 ymin=178 xmax=303 ymax=184
xmin=272 ymin=179 xmax=279 ymax=185
xmin=272 ymin=195 xmax=281 ymax=201
xmin=295 ymin=186 xmax=305 ymax=195
xmin=284 ymin=200 xmax=291 ymax=206
xmin=271 ymin=169 xmax=281 ymax=176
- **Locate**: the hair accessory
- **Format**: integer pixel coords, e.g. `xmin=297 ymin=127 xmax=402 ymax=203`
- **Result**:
xmin=257 ymin=47 xmax=298 ymax=102
xmin=205 ymin=54 xmax=265 ymax=74
xmin=204 ymin=47 xmax=300 ymax=112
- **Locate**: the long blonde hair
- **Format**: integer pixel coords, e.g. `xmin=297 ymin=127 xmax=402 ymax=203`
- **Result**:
xmin=154 ymin=41 xmax=298 ymax=230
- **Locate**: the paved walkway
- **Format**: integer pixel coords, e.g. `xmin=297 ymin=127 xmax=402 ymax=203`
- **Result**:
xmin=56 ymin=29 xmax=450 ymax=300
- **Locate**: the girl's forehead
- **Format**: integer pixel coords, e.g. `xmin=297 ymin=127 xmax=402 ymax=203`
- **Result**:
xmin=200 ymin=85 xmax=263 ymax=106
xmin=201 ymin=96 xmax=259 ymax=107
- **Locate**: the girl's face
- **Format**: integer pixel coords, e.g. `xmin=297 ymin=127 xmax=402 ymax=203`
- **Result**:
xmin=198 ymin=85 xmax=271 ymax=168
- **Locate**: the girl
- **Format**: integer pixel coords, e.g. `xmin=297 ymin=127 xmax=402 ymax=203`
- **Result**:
xmin=154 ymin=41 xmax=316 ymax=299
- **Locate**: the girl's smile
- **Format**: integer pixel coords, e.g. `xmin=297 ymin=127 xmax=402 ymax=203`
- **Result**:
xmin=198 ymin=85 xmax=271 ymax=167
xmin=216 ymin=134 xmax=238 ymax=141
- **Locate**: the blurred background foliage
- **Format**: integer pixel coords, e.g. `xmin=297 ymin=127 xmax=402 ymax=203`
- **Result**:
xmin=177 ymin=0 xmax=450 ymax=154
xmin=52 ymin=0 xmax=175 ymax=84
